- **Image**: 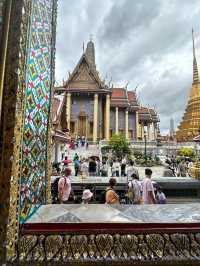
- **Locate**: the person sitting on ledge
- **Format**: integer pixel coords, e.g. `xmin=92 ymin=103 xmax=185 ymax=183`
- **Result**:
xmin=82 ymin=189 xmax=93 ymax=204
xmin=105 ymin=178 xmax=119 ymax=204
xmin=156 ymin=185 xmax=167 ymax=204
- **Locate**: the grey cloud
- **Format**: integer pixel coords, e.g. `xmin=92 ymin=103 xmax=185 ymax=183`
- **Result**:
xmin=56 ymin=0 xmax=200 ymax=134
xmin=99 ymin=0 xmax=161 ymax=47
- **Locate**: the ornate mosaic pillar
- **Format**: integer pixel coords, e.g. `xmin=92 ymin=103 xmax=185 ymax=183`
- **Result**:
xmin=0 ymin=0 xmax=57 ymax=262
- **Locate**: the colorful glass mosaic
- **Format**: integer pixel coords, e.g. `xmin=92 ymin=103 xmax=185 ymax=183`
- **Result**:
xmin=20 ymin=0 xmax=56 ymax=223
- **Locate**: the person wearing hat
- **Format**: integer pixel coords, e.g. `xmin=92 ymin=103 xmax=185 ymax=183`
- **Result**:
xmin=58 ymin=168 xmax=73 ymax=203
xmin=82 ymin=189 xmax=93 ymax=204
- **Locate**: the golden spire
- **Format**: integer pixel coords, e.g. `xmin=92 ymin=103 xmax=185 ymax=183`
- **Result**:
xmin=192 ymin=29 xmax=199 ymax=84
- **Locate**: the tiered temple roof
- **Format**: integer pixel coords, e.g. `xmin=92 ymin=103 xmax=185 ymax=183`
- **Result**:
xmin=110 ymin=88 xmax=140 ymax=111
xmin=54 ymin=40 xmax=159 ymax=127
xmin=111 ymin=88 xmax=129 ymax=107
xmin=55 ymin=42 xmax=110 ymax=94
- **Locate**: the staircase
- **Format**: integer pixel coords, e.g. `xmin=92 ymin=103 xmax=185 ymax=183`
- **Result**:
xmin=67 ymin=144 xmax=101 ymax=162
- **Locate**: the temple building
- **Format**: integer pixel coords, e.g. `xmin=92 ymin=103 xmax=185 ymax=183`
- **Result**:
xmin=176 ymin=30 xmax=200 ymax=142
xmin=53 ymin=40 xmax=159 ymax=142
xmin=138 ymin=107 xmax=159 ymax=141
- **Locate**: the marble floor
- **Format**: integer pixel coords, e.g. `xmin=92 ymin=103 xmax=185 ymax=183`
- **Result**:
xmin=27 ymin=203 xmax=200 ymax=224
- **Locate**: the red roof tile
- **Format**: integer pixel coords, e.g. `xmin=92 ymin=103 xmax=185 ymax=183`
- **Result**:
xmin=111 ymin=88 xmax=127 ymax=98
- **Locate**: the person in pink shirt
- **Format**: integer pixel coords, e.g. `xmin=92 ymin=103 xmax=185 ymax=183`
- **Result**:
xmin=142 ymin=168 xmax=156 ymax=204
xmin=58 ymin=168 xmax=73 ymax=203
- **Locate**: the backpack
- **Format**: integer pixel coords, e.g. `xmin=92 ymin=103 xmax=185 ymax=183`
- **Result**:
xmin=99 ymin=188 xmax=113 ymax=203
xmin=127 ymin=181 xmax=135 ymax=201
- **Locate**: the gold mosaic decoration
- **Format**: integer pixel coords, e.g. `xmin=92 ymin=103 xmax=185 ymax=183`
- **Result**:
xmin=17 ymin=233 xmax=200 ymax=264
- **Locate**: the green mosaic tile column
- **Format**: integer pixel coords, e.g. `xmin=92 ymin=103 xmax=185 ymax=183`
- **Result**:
xmin=20 ymin=0 xmax=57 ymax=223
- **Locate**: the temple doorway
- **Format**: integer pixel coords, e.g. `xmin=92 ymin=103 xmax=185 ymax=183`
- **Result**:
xmin=78 ymin=112 xmax=87 ymax=137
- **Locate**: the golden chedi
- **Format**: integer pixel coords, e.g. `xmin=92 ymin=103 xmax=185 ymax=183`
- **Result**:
xmin=176 ymin=30 xmax=200 ymax=142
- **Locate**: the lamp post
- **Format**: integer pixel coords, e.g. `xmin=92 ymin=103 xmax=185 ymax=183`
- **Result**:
xmin=144 ymin=129 xmax=147 ymax=164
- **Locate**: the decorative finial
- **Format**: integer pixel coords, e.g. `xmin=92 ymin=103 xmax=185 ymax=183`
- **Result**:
xmin=125 ymin=81 xmax=129 ymax=90
xmin=192 ymin=28 xmax=199 ymax=84
xmin=134 ymin=85 xmax=138 ymax=92
xmin=83 ymin=41 xmax=85 ymax=53
xmin=108 ymin=77 xmax=112 ymax=87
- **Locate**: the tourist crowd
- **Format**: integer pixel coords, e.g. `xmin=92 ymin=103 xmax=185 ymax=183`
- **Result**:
xmin=52 ymin=152 xmax=194 ymax=206
xmin=52 ymin=166 xmax=166 ymax=205
xmin=163 ymin=155 xmax=193 ymax=177
xmin=63 ymin=153 xmax=139 ymax=179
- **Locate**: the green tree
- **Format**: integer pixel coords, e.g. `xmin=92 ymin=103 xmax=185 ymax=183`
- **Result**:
xmin=109 ymin=134 xmax=131 ymax=159
xmin=178 ymin=147 xmax=195 ymax=158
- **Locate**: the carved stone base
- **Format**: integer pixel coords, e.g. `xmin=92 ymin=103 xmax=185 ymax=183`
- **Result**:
xmin=14 ymin=233 xmax=200 ymax=265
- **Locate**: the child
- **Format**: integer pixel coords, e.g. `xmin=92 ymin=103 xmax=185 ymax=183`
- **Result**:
xmin=156 ymin=186 xmax=167 ymax=204
xmin=82 ymin=189 xmax=93 ymax=204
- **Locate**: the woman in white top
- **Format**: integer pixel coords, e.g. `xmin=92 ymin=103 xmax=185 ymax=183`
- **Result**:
xmin=126 ymin=161 xmax=139 ymax=181
xmin=81 ymin=159 xmax=89 ymax=177
xmin=112 ymin=160 xmax=120 ymax=177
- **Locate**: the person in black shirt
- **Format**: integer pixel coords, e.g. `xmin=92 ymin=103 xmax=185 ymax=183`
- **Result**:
xmin=89 ymin=158 xmax=97 ymax=176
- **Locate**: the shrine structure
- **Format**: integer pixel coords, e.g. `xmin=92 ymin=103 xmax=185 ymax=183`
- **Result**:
xmin=176 ymin=30 xmax=200 ymax=141
xmin=54 ymin=40 xmax=159 ymax=142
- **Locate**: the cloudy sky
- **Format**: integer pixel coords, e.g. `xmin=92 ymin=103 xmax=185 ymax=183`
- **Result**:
xmin=55 ymin=0 xmax=200 ymax=134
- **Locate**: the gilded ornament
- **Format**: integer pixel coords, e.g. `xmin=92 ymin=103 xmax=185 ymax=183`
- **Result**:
xmin=19 ymin=235 xmax=37 ymax=261
xmin=70 ymin=235 xmax=88 ymax=259
xmin=171 ymin=233 xmax=190 ymax=257
xmin=163 ymin=234 xmax=177 ymax=258
xmin=87 ymin=234 xmax=99 ymax=258
xmin=45 ymin=235 xmax=63 ymax=261
xmin=110 ymin=234 xmax=123 ymax=259
xmin=31 ymin=235 xmax=45 ymax=262
xmin=146 ymin=234 xmax=164 ymax=258
xmin=61 ymin=235 xmax=73 ymax=261
xmin=189 ymin=234 xmax=200 ymax=257
xmin=138 ymin=234 xmax=149 ymax=259
xmin=121 ymin=234 xmax=138 ymax=258
xmin=96 ymin=234 xmax=113 ymax=258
